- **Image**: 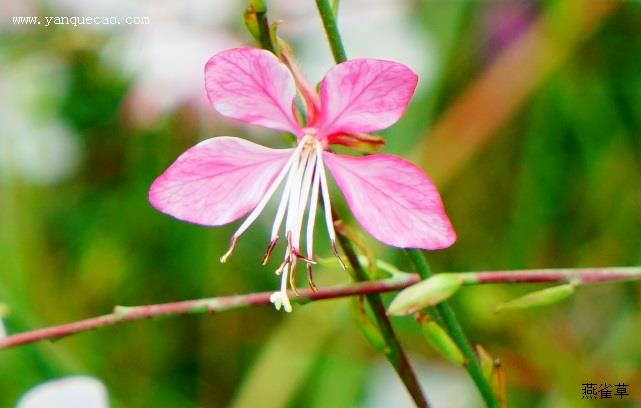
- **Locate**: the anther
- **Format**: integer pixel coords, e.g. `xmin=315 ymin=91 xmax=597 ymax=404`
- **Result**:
xmin=306 ymin=263 xmax=318 ymax=292
xmin=261 ymin=237 xmax=279 ymax=265
xmin=331 ymin=242 xmax=347 ymax=270
xmin=289 ymin=260 xmax=300 ymax=296
xmin=293 ymin=249 xmax=316 ymax=264
xmin=220 ymin=236 xmax=238 ymax=263
xmin=275 ymin=260 xmax=287 ymax=276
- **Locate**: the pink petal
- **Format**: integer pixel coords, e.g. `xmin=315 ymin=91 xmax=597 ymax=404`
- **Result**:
xmin=149 ymin=137 xmax=292 ymax=226
xmin=323 ymin=153 xmax=456 ymax=249
xmin=205 ymin=48 xmax=302 ymax=135
xmin=318 ymin=59 xmax=418 ymax=138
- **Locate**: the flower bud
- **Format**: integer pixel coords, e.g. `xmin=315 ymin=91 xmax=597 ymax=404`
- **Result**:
xmin=475 ymin=344 xmax=494 ymax=381
xmin=491 ymin=359 xmax=507 ymax=408
xmin=351 ymin=298 xmax=389 ymax=354
xmin=495 ymin=284 xmax=575 ymax=312
xmin=243 ymin=7 xmax=261 ymax=43
xmin=388 ymin=274 xmax=463 ymax=316
xmin=250 ymin=0 xmax=267 ymax=13
xmin=416 ymin=313 xmax=465 ymax=366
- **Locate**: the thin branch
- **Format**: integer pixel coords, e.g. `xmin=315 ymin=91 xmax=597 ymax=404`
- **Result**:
xmin=464 ymin=267 xmax=641 ymax=285
xmin=0 ymin=274 xmax=418 ymax=351
xmin=2 ymin=266 xmax=638 ymax=351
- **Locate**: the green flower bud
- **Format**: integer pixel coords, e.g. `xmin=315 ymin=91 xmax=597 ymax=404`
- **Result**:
xmin=495 ymin=284 xmax=575 ymax=312
xmin=351 ymin=298 xmax=389 ymax=354
xmin=250 ymin=0 xmax=267 ymax=13
xmin=475 ymin=344 xmax=494 ymax=381
xmin=387 ymin=274 xmax=463 ymax=316
xmin=416 ymin=313 xmax=465 ymax=366
xmin=243 ymin=8 xmax=261 ymax=43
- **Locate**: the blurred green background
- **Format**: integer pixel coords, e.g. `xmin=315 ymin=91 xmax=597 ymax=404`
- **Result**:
xmin=1 ymin=0 xmax=640 ymax=407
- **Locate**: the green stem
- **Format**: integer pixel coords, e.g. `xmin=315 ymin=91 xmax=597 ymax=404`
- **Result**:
xmin=251 ymin=0 xmax=275 ymax=52
xmin=332 ymin=0 xmax=340 ymax=18
xmin=338 ymin=235 xmax=429 ymax=408
xmin=316 ymin=2 xmax=428 ymax=405
xmin=408 ymin=249 xmax=499 ymax=408
xmin=315 ymin=0 xmax=347 ymax=63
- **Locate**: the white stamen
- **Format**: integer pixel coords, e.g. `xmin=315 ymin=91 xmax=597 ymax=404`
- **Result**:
xmin=306 ymin=155 xmax=321 ymax=259
xmin=316 ymin=143 xmax=338 ymax=243
xmin=229 ymin=143 xmax=305 ymax=241
xmin=293 ymin=153 xmax=317 ymax=247
xmin=270 ymin=151 xmax=301 ymax=241
xmin=247 ymin=136 xmax=342 ymax=312
xmin=284 ymin=149 xmax=308 ymax=245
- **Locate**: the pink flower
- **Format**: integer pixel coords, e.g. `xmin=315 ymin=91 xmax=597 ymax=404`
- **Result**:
xmin=149 ymin=48 xmax=456 ymax=312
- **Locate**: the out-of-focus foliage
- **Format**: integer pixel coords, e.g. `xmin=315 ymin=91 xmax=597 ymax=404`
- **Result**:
xmin=1 ymin=0 xmax=640 ymax=407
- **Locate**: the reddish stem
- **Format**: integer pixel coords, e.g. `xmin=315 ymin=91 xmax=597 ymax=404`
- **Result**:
xmin=470 ymin=267 xmax=640 ymax=284
xmin=2 ymin=266 xmax=638 ymax=351
xmin=0 ymin=275 xmax=419 ymax=350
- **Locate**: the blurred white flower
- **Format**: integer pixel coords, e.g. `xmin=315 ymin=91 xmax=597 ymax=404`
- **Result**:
xmin=107 ymin=0 xmax=242 ymax=123
xmin=16 ymin=377 xmax=109 ymax=408
xmin=361 ymin=358 xmax=483 ymax=408
xmin=47 ymin=0 xmax=237 ymax=30
xmin=0 ymin=55 xmax=81 ymax=185
xmin=46 ymin=0 xmax=242 ymax=125
xmin=0 ymin=0 xmax=35 ymax=31
xmin=0 ymin=319 xmax=6 ymax=339
xmin=114 ymin=20 xmax=238 ymax=124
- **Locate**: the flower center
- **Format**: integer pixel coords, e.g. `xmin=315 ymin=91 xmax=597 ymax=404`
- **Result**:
xmin=220 ymin=135 xmax=344 ymax=312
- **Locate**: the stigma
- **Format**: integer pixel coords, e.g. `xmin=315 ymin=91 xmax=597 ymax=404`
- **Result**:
xmin=220 ymin=135 xmax=344 ymax=312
